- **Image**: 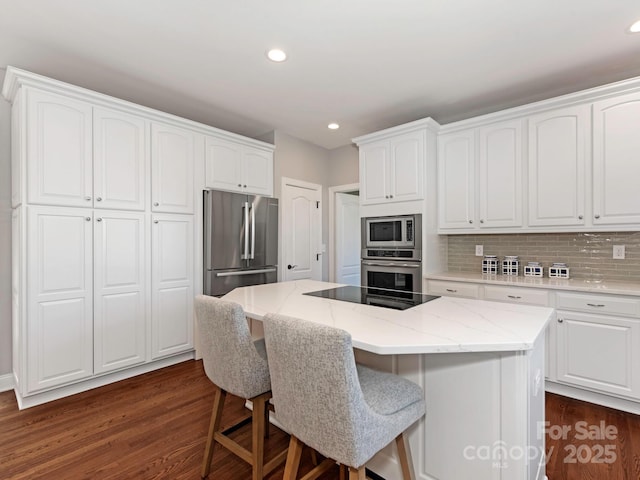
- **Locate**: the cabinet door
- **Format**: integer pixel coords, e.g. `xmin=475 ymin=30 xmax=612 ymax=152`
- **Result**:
xmin=93 ymin=108 xmax=147 ymax=211
xmin=388 ymin=132 xmax=424 ymax=202
xmin=242 ymin=148 xmax=274 ymax=196
xmin=26 ymin=89 xmax=93 ymax=207
xmin=151 ymin=123 xmax=195 ymax=214
xmin=359 ymin=143 xmax=389 ymax=204
xmin=556 ymin=311 xmax=640 ymax=399
xmin=528 ymin=105 xmax=589 ymax=227
xmin=26 ymin=206 xmax=93 ymax=392
xmin=151 ymin=214 xmax=194 ymax=358
xmin=204 ymin=137 xmax=243 ymax=193
xmin=437 ymin=130 xmax=475 ymax=229
xmin=593 ymin=92 xmax=640 ymax=225
xmin=94 ymin=211 xmax=147 ymax=374
xmin=478 ymin=120 xmax=522 ymax=228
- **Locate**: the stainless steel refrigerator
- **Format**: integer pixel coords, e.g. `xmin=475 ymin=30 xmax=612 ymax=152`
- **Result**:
xmin=203 ymin=190 xmax=278 ymax=296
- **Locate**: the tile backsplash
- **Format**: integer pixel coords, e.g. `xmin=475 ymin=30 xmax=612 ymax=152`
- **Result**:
xmin=447 ymin=232 xmax=640 ymax=282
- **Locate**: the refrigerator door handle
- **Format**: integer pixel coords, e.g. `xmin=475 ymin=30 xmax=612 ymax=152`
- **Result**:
xmin=203 ymin=191 xmax=213 ymax=269
xmin=216 ymin=268 xmax=277 ymax=277
xmin=250 ymin=203 xmax=256 ymax=260
xmin=241 ymin=202 xmax=249 ymax=260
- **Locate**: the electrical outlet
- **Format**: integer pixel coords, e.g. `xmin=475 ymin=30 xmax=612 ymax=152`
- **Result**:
xmin=613 ymin=245 xmax=625 ymax=259
xmin=475 ymin=245 xmax=484 ymax=256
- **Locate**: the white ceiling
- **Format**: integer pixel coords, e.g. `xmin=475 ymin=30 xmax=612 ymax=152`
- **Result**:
xmin=1 ymin=0 xmax=639 ymax=149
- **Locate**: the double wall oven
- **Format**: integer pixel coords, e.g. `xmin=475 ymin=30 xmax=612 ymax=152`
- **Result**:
xmin=361 ymin=214 xmax=423 ymax=294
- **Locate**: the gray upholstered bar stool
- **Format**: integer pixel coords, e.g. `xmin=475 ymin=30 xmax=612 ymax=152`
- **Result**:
xmin=262 ymin=313 xmax=426 ymax=480
xmin=194 ymin=295 xmax=288 ymax=480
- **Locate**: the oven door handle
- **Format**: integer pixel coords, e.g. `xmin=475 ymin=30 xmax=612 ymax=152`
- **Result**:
xmin=362 ymin=261 xmax=421 ymax=268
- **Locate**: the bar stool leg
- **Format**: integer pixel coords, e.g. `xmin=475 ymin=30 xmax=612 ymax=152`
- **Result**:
xmin=348 ymin=466 xmax=366 ymax=479
xmin=252 ymin=393 xmax=268 ymax=480
xmin=283 ymin=435 xmax=304 ymax=480
xmin=396 ymin=432 xmax=416 ymax=480
xmin=201 ymin=388 xmax=227 ymax=478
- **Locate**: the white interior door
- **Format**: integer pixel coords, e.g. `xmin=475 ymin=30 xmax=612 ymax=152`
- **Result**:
xmin=281 ymin=179 xmax=322 ymax=281
xmin=335 ymin=192 xmax=360 ymax=286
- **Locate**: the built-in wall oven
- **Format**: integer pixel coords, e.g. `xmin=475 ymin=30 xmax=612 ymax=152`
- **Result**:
xmin=361 ymin=214 xmax=423 ymax=294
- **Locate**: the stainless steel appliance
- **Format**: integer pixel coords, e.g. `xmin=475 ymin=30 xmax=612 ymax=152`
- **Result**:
xmin=204 ymin=190 xmax=278 ymax=296
xmin=363 ymin=214 xmax=419 ymax=250
xmin=361 ymin=214 xmax=422 ymax=293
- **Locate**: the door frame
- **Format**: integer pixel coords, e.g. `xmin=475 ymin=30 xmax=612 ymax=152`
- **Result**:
xmin=280 ymin=177 xmax=323 ymax=282
xmin=328 ymin=183 xmax=359 ymax=282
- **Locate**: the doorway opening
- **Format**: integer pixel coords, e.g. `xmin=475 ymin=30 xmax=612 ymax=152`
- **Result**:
xmin=329 ymin=183 xmax=360 ymax=285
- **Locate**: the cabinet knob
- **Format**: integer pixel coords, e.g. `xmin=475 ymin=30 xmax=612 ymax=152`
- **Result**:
xmin=154 ymin=220 xmax=159 ymax=224
xmin=243 ymin=184 xmax=247 ymax=188
xmin=153 ymin=202 xmax=159 ymax=207
xmin=480 ymin=219 xmax=484 ymax=224
xmin=557 ymin=318 xmax=563 ymax=323
xmin=238 ymin=184 xmax=242 ymax=187
xmin=85 ymin=217 xmax=91 ymax=221
xmin=96 ymin=197 xmax=102 ymax=202
xmin=469 ymin=220 xmax=473 ymax=224
xmin=595 ymin=214 xmax=601 ymax=219
xmin=97 ymin=218 xmax=102 ymax=222
xmin=385 ymin=195 xmax=389 ymax=199
xmin=578 ymin=215 xmax=583 ymax=220
xmin=85 ymin=196 xmax=91 ymax=201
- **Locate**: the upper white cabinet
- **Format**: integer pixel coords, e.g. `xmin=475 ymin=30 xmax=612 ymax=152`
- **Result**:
xmin=528 ymin=105 xmax=589 ymax=227
xmin=358 ymin=130 xmax=424 ymax=205
xmin=93 ymin=108 xmax=147 ymax=211
xmin=26 ymin=89 xmax=93 ymax=208
xmin=437 ymin=130 xmax=475 ymax=229
xmin=151 ymin=122 xmax=195 ymax=214
xmin=438 ymin=119 xmax=522 ymax=231
xmin=204 ymin=136 xmax=274 ymax=196
xmin=592 ymin=91 xmax=640 ymax=225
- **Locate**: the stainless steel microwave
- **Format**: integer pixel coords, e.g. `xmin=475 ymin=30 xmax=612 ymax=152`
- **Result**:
xmin=362 ymin=215 xmax=420 ymax=249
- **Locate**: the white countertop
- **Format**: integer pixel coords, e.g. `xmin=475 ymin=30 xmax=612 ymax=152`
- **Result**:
xmin=425 ymin=271 xmax=640 ymax=296
xmin=222 ymin=279 xmax=554 ymax=355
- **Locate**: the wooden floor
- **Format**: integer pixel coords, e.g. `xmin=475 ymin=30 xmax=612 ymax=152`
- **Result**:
xmin=1 ymin=360 xmax=639 ymax=480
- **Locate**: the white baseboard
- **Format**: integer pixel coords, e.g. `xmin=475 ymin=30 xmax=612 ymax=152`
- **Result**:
xmin=0 ymin=373 xmax=14 ymax=392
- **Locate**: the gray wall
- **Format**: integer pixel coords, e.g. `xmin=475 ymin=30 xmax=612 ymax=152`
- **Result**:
xmin=0 ymin=80 xmax=12 ymax=377
xmin=327 ymin=143 xmax=359 ymax=186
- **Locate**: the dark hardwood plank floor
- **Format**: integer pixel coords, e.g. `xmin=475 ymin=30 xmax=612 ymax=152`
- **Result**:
xmin=1 ymin=360 xmax=639 ymax=479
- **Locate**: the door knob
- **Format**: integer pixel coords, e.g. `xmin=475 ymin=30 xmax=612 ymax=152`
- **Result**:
xmin=287 ymin=264 xmax=297 ymax=270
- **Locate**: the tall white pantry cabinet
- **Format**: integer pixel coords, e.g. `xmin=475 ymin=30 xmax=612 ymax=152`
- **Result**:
xmin=4 ymin=68 xmax=202 ymax=408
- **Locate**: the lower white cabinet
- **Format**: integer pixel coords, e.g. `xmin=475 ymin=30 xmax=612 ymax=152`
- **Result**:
xmin=556 ymin=311 xmax=640 ymax=399
xmin=151 ymin=214 xmax=194 ymax=358
xmin=426 ymin=280 xmax=480 ymax=299
xmin=26 ymin=206 xmax=94 ymax=392
xmin=94 ymin=211 xmax=147 ymax=374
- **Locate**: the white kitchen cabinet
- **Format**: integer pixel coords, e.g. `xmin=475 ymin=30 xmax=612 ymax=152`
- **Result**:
xmin=93 ymin=211 xmax=147 ymax=374
xmin=204 ymin=136 xmax=274 ymax=196
xmin=26 ymin=206 xmax=94 ymax=392
xmin=93 ymin=108 xmax=148 ymax=211
xmin=483 ymin=285 xmax=549 ymax=306
xmin=437 ymin=130 xmax=475 ymax=229
xmin=151 ymin=214 xmax=194 ymax=359
xmin=438 ymin=120 xmax=522 ymax=231
xmin=527 ymin=105 xmax=590 ymax=227
xmin=426 ymin=280 xmax=480 ymax=299
xmin=477 ymin=120 xmax=522 ymax=228
xmin=151 ymin=122 xmax=195 ymax=214
xmin=25 ymin=89 xmax=93 ymax=208
xmin=359 ymin=131 xmax=424 ymax=205
xmin=556 ymin=310 xmax=640 ymax=399
xmin=592 ymin=91 xmax=640 ymax=226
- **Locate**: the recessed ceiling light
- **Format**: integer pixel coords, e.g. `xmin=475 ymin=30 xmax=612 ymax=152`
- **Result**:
xmin=629 ymin=19 xmax=640 ymax=33
xmin=266 ymin=49 xmax=287 ymax=62
xmin=328 ymin=123 xmax=340 ymax=130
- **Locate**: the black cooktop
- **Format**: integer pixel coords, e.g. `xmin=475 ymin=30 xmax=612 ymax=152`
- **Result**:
xmin=303 ymin=286 xmax=440 ymax=311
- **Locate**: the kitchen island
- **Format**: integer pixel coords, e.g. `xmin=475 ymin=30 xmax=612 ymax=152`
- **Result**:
xmin=223 ymin=280 xmax=555 ymax=480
